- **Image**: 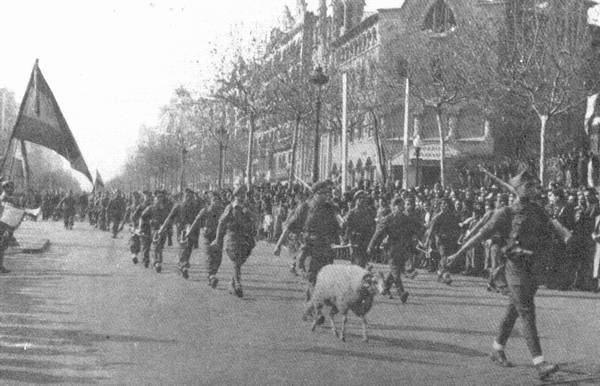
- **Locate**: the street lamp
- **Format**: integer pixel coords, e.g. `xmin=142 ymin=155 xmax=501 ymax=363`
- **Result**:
xmin=413 ymin=135 xmax=422 ymax=187
xmin=309 ymin=66 xmax=329 ymax=183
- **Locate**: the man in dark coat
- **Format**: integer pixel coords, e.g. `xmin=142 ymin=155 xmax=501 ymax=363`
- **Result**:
xmin=447 ymin=170 xmax=566 ymax=380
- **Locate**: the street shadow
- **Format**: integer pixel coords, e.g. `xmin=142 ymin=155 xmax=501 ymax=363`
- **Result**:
xmin=341 ymin=333 xmax=488 ymax=358
xmin=243 ymin=284 xmax=305 ymax=294
xmin=536 ymin=292 xmax=600 ymax=300
xmin=0 ymin=314 xmax=81 ymax=327
xmin=0 ymin=368 xmax=106 ymax=384
xmin=295 ymin=346 xmax=445 ymax=366
xmin=370 ymin=323 xmax=522 ymax=338
xmin=0 ymin=326 xmax=178 ymax=346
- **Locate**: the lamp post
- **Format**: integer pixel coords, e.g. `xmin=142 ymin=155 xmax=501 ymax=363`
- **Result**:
xmin=309 ymin=66 xmax=329 ymax=183
xmin=413 ymin=135 xmax=422 ymax=187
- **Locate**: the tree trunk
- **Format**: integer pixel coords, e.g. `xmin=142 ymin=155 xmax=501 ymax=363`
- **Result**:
xmin=245 ymin=113 xmax=256 ymax=189
xmin=371 ymin=111 xmax=386 ymax=186
xmin=436 ymin=109 xmax=446 ymax=187
xmin=288 ymin=113 xmax=301 ymax=189
xmin=218 ymin=141 xmax=224 ymax=189
xmin=539 ymin=114 xmax=548 ymax=186
xmin=312 ymin=97 xmax=322 ymax=183
xmin=179 ymin=147 xmax=186 ymax=193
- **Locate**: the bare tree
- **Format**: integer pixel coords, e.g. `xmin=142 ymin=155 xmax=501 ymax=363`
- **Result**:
xmin=500 ymin=0 xmax=592 ymax=184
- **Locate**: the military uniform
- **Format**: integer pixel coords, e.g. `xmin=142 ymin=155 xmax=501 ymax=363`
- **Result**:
xmin=285 ymin=190 xmax=340 ymax=285
xmin=189 ymin=194 xmax=224 ymax=286
xmin=448 ymin=170 xmax=561 ymax=379
xmin=344 ymin=191 xmax=376 ymax=267
xmin=58 ymin=192 xmax=77 ymax=229
xmin=140 ymin=192 xmax=172 ymax=272
xmin=160 ymin=190 xmax=202 ymax=278
xmin=367 ymin=202 xmax=424 ymax=302
xmin=426 ymin=199 xmax=461 ymax=280
xmin=129 ymin=194 xmax=152 ymax=264
xmin=107 ymin=193 xmax=127 ymax=238
xmin=214 ymin=188 xmax=256 ymax=297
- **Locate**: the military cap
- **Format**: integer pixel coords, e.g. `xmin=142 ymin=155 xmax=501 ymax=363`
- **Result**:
xmin=184 ymin=187 xmax=194 ymax=195
xmin=233 ymin=185 xmax=247 ymax=197
xmin=353 ymin=190 xmax=367 ymax=200
xmin=2 ymin=180 xmax=14 ymax=189
xmin=312 ymin=180 xmax=334 ymax=194
xmin=154 ymin=189 xmax=166 ymax=196
xmin=509 ymin=169 xmax=538 ymax=189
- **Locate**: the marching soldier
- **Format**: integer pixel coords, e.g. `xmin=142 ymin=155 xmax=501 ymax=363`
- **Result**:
xmin=212 ymin=185 xmax=256 ymax=297
xmin=157 ymin=188 xmax=202 ymax=279
xmin=274 ymin=180 xmax=341 ymax=301
xmin=139 ymin=190 xmax=172 ymax=272
xmin=188 ymin=191 xmax=224 ymax=288
xmin=367 ymin=197 xmax=425 ymax=303
xmin=57 ymin=190 xmax=76 ymax=230
xmin=344 ymin=190 xmax=376 ymax=267
xmin=130 ymin=191 xmax=153 ymax=265
xmin=107 ymin=190 xmax=127 ymax=238
xmin=425 ymin=197 xmax=461 ymax=285
xmin=447 ymin=170 xmax=567 ymax=380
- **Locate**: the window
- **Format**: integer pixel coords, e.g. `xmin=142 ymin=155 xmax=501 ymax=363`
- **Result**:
xmin=422 ymin=0 xmax=457 ymax=34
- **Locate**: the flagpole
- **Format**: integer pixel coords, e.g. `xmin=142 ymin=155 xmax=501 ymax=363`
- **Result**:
xmin=1 ymin=59 xmax=38 ymax=175
xmin=20 ymin=140 xmax=31 ymax=189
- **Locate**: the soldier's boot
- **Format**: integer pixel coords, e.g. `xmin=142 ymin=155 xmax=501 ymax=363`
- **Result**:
xmin=536 ymin=362 xmax=559 ymax=380
xmin=143 ymin=259 xmax=149 ymax=268
xmin=489 ymin=350 xmax=513 ymax=368
xmin=178 ymin=263 xmax=190 ymax=279
xmin=154 ymin=262 xmax=162 ymax=273
xmin=437 ymin=270 xmax=452 ymax=285
xmin=208 ymin=275 xmax=219 ymax=289
xmin=229 ymin=278 xmax=243 ymax=298
xmin=0 ymin=266 xmax=10 ymax=274
xmin=290 ymin=262 xmax=299 ymax=276
xmin=398 ymin=291 xmax=409 ymax=304
xmin=132 ymin=254 xmax=139 ymax=265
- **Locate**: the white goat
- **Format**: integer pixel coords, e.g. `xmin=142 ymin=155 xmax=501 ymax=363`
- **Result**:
xmin=305 ymin=264 xmax=385 ymax=342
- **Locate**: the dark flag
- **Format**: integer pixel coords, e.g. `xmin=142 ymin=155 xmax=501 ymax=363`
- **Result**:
xmin=8 ymin=60 xmax=93 ymax=182
xmin=93 ymin=170 xmax=104 ymax=192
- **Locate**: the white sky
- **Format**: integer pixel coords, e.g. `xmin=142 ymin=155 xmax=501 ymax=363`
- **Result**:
xmin=0 ymin=0 xmax=310 ymax=186
xmin=0 ymin=0 xmax=405 ymax=188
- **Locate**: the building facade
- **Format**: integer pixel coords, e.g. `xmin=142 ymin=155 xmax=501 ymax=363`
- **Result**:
xmin=254 ymin=0 xmax=506 ymax=187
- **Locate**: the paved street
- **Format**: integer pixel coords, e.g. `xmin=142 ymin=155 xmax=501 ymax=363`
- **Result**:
xmin=0 ymin=220 xmax=599 ymax=385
